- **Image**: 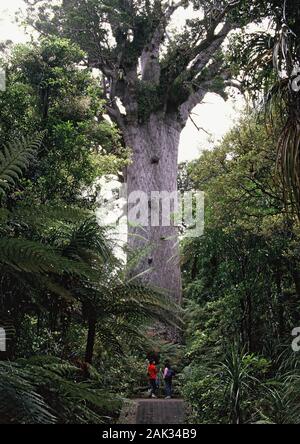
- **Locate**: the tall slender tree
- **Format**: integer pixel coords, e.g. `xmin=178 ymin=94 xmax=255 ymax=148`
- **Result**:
xmin=24 ymin=0 xmax=271 ymax=304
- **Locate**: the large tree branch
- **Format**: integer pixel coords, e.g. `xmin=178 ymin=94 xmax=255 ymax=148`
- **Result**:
xmin=141 ymin=0 xmax=187 ymax=83
xmin=89 ymin=60 xmax=116 ymax=82
xmin=106 ymin=102 xmax=126 ymax=130
xmin=178 ymin=56 xmax=225 ymax=125
xmin=224 ymin=79 xmax=243 ymax=91
xmin=188 ymin=21 xmax=234 ymax=79
xmin=114 ymin=1 xmax=187 ymax=121
xmin=207 ymin=0 xmax=241 ymax=28
xmin=179 ymin=87 xmax=208 ymax=125
xmin=164 ymin=1 xmax=241 ymax=89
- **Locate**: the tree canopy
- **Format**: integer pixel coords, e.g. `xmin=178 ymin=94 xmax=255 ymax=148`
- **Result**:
xmin=23 ymin=0 xmax=276 ymax=127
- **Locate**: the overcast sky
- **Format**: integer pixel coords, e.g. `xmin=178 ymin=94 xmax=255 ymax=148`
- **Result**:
xmin=0 ymin=0 xmax=244 ymax=162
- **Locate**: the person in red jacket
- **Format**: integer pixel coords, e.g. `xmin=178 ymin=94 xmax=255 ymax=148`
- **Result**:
xmin=147 ymin=360 xmax=158 ymax=398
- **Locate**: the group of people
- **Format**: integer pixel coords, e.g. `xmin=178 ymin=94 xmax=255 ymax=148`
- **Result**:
xmin=147 ymin=359 xmax=175 ymax=399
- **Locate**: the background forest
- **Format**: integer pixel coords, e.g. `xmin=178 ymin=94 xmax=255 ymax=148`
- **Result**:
xmin=0 ymin=0 xmax=300 ymax=425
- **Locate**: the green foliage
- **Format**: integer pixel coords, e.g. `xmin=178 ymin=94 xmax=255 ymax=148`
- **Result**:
xmin=183 ymin=345 xmax=270 ymax=424
xmin=23 ymin=0 xmax=272 ymax=123
xmin=0 ymin=52 xmax=181 ymax=422
xmin=7 ymin=0 xmax=300 ymax=426
xmin=0 ymin=133 xmax=181 ymax=421
xmin=182 ymin=111 xmax=300 ymax=423
xmin=227 ymin=1 xmax=300 ymax=214
xmin=0 ymin=37 xmax=127 ymax=205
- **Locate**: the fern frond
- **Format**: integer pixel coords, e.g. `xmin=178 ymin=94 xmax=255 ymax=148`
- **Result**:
xmin=0 ymin=133 xmax=44 ymax=198
xmin=109 ymin=283 xmax=184 ymax=329
xmin=0 ymin=357 xmax=121 ymax=424
xmin=0 ymin=362 xmax=57 ymax=424
xmin=11 ymin=205 xmax=91 ymax=231
xmin=0 ymin=237 xmax=97 ymax=278
xmin=63 ymin=216 xmax=113 ymax=264
xmin=21 ymin=357 xmax=121 ymax=423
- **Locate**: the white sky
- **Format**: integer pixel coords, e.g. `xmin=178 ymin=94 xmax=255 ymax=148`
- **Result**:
xmin=0 ymin=0 xmax=27 ymax=43
xmin=0 ymin=0 xmax=244 ymax=162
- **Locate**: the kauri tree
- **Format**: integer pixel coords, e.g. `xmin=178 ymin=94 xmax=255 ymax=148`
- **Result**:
xmin=24 ymin=0 xmax=272 ymax=304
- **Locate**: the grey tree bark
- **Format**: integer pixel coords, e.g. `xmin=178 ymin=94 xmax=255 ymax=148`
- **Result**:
xmin=124 ymin=113 xmax=183 ymax=304
xmin=121 ymin=82 xmax=207 ymax=305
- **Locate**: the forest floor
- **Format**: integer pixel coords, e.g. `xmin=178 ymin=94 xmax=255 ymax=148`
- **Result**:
xmin=119 ymin=399 xmax=186 ymax=424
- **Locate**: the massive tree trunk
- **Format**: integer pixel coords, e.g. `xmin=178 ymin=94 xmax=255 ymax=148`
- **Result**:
xmin=124 ymin=113 xmax=182 ymax=304
xmin=78 ymin=1 xmax=233 ymax=311
xmin=29 ymin=0 xmax=241 ymax=305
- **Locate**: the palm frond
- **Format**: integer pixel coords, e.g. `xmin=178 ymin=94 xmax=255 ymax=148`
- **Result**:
xmin=266 ymin=5 xmax=300 ymax=215
xmin=277 ymin=115 xmax=300 ymax=212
